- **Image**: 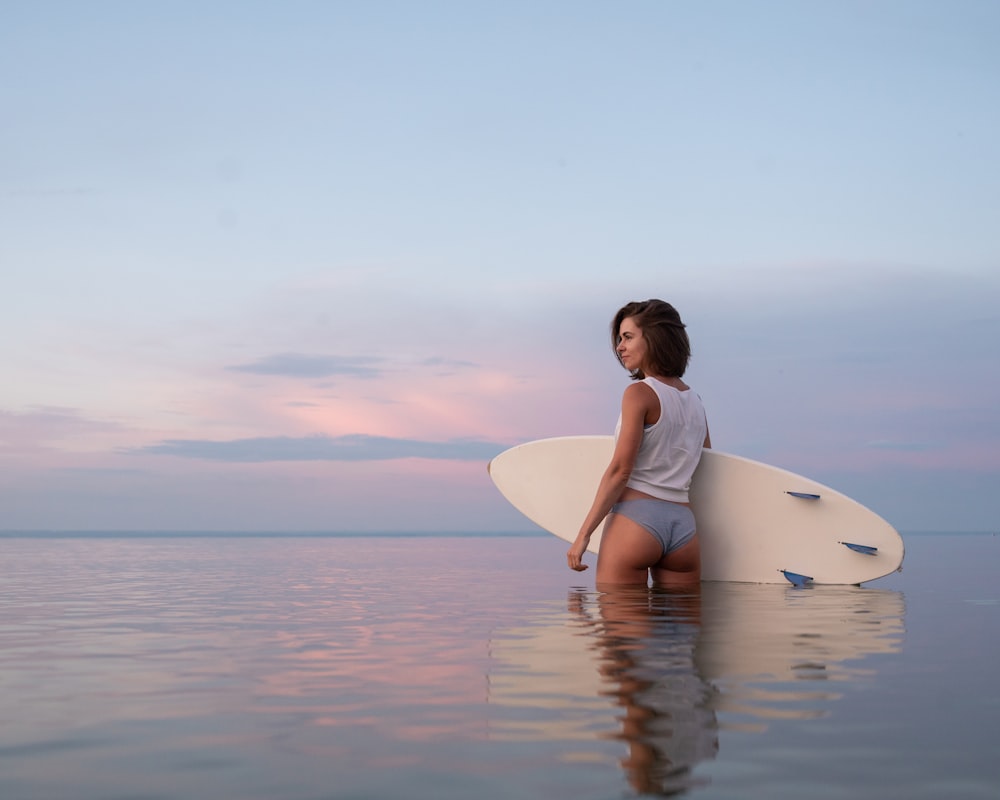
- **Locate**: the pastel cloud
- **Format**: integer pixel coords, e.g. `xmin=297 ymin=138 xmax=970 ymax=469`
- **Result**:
xmin=227 ymin=353 xmax=384 ymax=379
xmin=0 ymin=407 xmax=127 ymax=456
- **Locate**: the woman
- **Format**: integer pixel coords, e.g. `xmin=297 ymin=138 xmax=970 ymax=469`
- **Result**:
xmin=567 ymin=299 xmax=710 ymax=587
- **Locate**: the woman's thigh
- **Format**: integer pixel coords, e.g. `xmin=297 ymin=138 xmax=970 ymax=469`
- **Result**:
xmin=596 ymin=513 xmax=663 ymax=586
xmin=651 ymin=535 xmax=701 ymax=588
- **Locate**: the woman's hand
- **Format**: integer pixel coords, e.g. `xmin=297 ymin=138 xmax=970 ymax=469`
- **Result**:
xmin=567 ymin=538 xmax=590 ymax=571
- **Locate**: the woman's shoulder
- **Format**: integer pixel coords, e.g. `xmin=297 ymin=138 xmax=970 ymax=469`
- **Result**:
xmin=622 ymin=380 xmax=659 ymax=408
xmin=645 ymin=375 xmax=691 ymax=392
xmin=623 ymin=379 xmax=658 ymax=396
xmin=625 ymin=378 xmax=656 ymax=394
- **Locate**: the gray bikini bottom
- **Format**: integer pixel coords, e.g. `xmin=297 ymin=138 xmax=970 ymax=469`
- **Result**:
xmin=609 ymin=498 xmax=697 ymax=558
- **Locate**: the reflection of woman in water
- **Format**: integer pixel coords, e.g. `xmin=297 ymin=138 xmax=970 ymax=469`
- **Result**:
xmin=567 ymin=300 xmax=711 ymax=588
xmin=570 ymin=586 xmax=718 ymax=796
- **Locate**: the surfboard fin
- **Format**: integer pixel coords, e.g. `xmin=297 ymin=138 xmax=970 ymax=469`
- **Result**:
xmin=786 ymin=491 xmax=821 ymax=500
xmin=780 ymin=570 xmax=814 ymax=587
xmin=840 ymin=542 xmax=878 ymax=556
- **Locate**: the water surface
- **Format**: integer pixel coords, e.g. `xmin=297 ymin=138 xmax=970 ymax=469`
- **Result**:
xmin=1 ymin=533 xmax=997 ymax=798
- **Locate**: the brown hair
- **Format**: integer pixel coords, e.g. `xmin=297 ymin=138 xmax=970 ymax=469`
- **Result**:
xmin=611 ymin=299 xmax=692 ymax=379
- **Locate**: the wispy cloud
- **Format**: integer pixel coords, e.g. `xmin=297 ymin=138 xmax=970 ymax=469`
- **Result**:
xmin=421 ymin=357 xmax=479 ymax=370
xmin=5 ymin=186 xmax=97 ymax=198
xmin=227 ymin=354 xmax=383 ymax=379
xmin=52 ymin=466 xmax=148 ymax=476
xmin=0 ymin=407 xmax=124 ymax=450
xmin=128 ymin=433 xmax=507 ymax=462
xmin=864 ymin=439 xmax=938 ymax=452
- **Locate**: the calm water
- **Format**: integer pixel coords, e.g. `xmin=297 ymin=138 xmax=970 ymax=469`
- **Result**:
xmin=1 ymin=532 xmax=998 ymax=799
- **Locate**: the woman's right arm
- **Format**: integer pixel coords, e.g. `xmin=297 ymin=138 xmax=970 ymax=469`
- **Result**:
xmin=566 ymin=383 xmax=652 ymax=571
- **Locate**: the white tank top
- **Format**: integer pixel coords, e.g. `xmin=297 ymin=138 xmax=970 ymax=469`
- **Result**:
xmin=614 ymin=377 xmax=708 ymax=503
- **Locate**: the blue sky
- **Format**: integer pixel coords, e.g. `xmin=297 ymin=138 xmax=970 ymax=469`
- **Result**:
xmin=2 ymin=0 xmax=998 ymax=532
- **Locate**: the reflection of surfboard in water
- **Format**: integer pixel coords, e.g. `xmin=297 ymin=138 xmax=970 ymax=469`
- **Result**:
xmin=488 ymin=436 xmax=905 ymax=585
xmin=489 ymin=584 xmax=905 ymax=750
xmin=694 ymin=584 xmax=905 ymax=730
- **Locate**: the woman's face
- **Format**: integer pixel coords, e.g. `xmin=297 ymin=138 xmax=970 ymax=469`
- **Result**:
xmin=616 ymin=316 xmax=647 ymax=372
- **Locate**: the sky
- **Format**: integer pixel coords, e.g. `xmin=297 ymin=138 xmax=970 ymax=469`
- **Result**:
xmin=2 ymin=0 xmax=998 ymax=533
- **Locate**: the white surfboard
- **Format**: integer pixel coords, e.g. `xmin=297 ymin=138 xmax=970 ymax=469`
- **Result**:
xmin=488 ymin=436 xmax=904 ymax=585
